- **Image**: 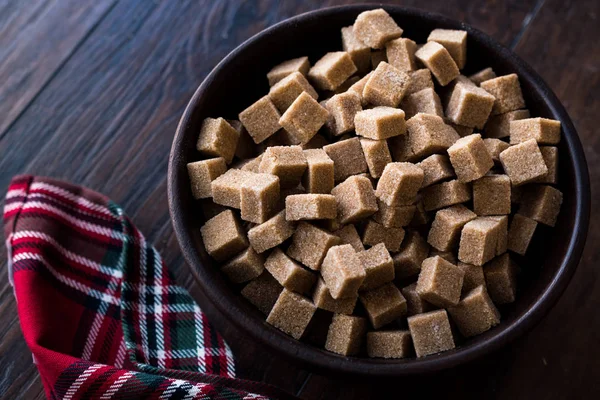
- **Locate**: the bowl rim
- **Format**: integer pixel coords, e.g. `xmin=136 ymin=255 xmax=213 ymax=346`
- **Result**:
xmin=168 ymin=4 xmax=591 ymax=376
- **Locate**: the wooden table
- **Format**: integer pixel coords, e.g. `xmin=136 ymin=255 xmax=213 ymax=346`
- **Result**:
xmin=1 ymin=0 xmax=598 ymax=398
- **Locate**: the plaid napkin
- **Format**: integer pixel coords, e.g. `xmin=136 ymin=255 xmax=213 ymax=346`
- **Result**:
xmin=4 ymin=175 xmax=292 ymax=400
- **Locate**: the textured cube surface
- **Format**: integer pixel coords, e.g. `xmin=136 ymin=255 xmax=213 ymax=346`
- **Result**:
xmin=406 ymin=113 xmax=460 ymax=159
xmin=367 ymin=330 xmax=412 ymax=358
xmin=267 ymin=56 xmax=310 ymax=86
xmin=499 ymin=139 xmax=548 ymax=186
xmin=357 ymin=243 xmax=395 ymax=291
xmin=401 ymin=88 xmax=444 ymax=119
xmin=484 ymin=109 xmax=530 ymax=139
xmin=362 ymin=219 xmax=405 ymax=252
xmin=321 ymin=244 xmax=366 ymax=299
xmin=353 ymin=9 xmax=403 ymax=49
xmin=510 ymin=117 xmax=561 ymax=145
xmin=457 ymin=262 xmax=486 ymax=294
xmin=446 ymin=81 xmax=495 ymax=129
xmin=417 ymin=154 xmax=455 ymax=188
xmin=447 ymin=134 xmax=494 ymax=182
xmin=473 ymin=174 xmax=511 ymax=216
xmin=401 ymin=283 xmax=435 ymax=316
xmin=468 ymin=67 xmax=496 ymax=86
xmin=507 ymin=214 xmax=537 ymax=255
xmin=200 ymin=210 xmax=247 ymax=262
xmin=406 ymin=68 xmax=435 ymax=95
xmin=240 ymin=172 xmax=280 ymax=223
xmin=324 ymin=91 xmax=362 ymax=135
xmin=285 ymin=194 xmax=337 ymax=221
xmin=287 ymin=222 xmax=341 ymax=270
xmin=302 ymin=149 xmax=334 ymax=194
xmin=342 ymin=25 xmax=371 ymax=73
xmin=360 ymin=138 xmax=393 ymax=178
xmin=428 ymin=205 xmax=477 ymax=251
xmin=331 ymin=175 xmax=378 ymax=224
xmin=308 ymin=51 xmax=357 ymax=91
xmin=448 ymin=285 xmax=500 ymax=337
xmin=519 ymin=185 xmax=563 ymax=226
xmin=325 ymin=314 xmax=367 ymax=356
xmin=259 ymin=145 xmax=307 ymax=188
xmin=268 ymin=71 xmax=318 ymax=113
xmin=408 ymin=310 xmax=455 ymax=357
xmin=196 ymin=117 xmax=240 ymax=163
xmin=385 ymin=37 xmax=417 ymax=72
xmin=359 ymin=283 xmax=407 ymax=329
xmin=483 ymin=138 xmax=510 ymax=163
xmin=393 ymin=231 xmax=430 ymax=278
xmin=265 ymin=248 xmax=316 ymax=294
xmin=458 ymin=218 xmax=500 ymax=266
xmin=334 ymin=225 xmax=364 ymax=252
xmin=480 ymin=74 xmax=525 ymax=115
xmin=324 ymin=138 xmax=368 ymax=181
xmin=534 ymin=146 xmax=558 ymax=184
xmin=312 ymin=277 xmax=357 ymax=314
xmin=267 ymin=289 xmax=316 ymax=339
xmin=373 ymin=200 xmax=415 ymax=228
xmin=416 ymin=256 xmax=465 ymax=307
xmin=355 ymin=107 xmax=406 ymax=140
xmin=427 ymin=29 xmax=467 ymax=69
xmin=376 ymin=162 xmax=424 ymax=206
xmin=415 ymin=41 xmax=460 ymax=86
xmin=247 ymin=210 xmax=295 ymax=253
xmin=241 ymin=272 xmax=283 ymax=315
xmin=222 ymin=247 xmax=264 ymax=284
xmin=187 ymin=157 xmax=227 ymax=199
xmin=239 ymin=96 xmax=281 ymax=144
xmin=363 ymin=62 xmax=411 ymax=107
xmin=483 ymin=254 xmax=517 ymax=304
xmin=422 ymin=180 xmax=472 ymax=211
xmin=279 ymin=92 xmax=329 ymax=144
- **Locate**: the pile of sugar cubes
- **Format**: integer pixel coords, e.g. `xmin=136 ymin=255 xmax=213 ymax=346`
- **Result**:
xmin=191 ymin=8 xmax=563 ymax=359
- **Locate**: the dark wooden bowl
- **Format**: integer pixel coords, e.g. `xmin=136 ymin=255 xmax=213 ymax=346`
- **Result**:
xmin=168 ymin=5 xmax=590 ymax=376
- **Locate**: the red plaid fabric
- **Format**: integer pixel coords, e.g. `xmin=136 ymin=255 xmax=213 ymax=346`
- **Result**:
xmin=4 ymin=175 xmax=292 ymax=400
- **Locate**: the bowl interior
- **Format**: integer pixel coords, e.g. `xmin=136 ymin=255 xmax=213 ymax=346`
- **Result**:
xmin=169 ymin=5 xmax=589 ymax=375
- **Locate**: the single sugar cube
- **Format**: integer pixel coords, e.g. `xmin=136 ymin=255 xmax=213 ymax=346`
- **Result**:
xmin=196 ymin=117 xmax=240 ymax=164
xmin=408 ymin=309 xmax=455 ymax=357
xmin=359 ymin=283 xmax=407 ymax=329
xmin=483 ymin=138 xmax=510 ymax=163
xmin=519 ymin=185 xmax=563 ymax=227
xmin=247 ymin=210 xmax=295 ymax=253
xmin=499 ymin=139 xmax=548 ymax=186
xmin=334 ymin=225 xmax=364 ymax=252
xmin=483 ymin=253 xmax=517 ymax=304
xmin=373 ymin=200 xmax=416 ymax=228
xmin=534 ymin=146 xmax=558 ymax=184
xmin=240 ymin=172 xmax=280 ymax=224
xmin=480 ymin=74 xmax=526 ymax=115
xmin=239 ymin=96 xmax=281 ymax=144
xmin=313 ymin=277 xmax=357 ymax=314
xmin=353 ymin=9 xmax=403 ymax=49
xmin=308 ymin=51 xmax=357 ymax=91
xmin=457 ymin=262 xmax=486 ymax=294
xmin=324 ymin=91 xmax=362 ymax=136
xmin=401 ymin=283 xmax=435 ymax=316
xmin=287 ymin=222 xmax=341 ymax=270
xmin=415 ymin=41 xmax=460 ymax=86
xmin=362 ymin=219 xmax=405 ymax=253
xmin=458 ymin=218 xmax=500 ymax=266
xmin=241 ymin=272 xmax=283 ymax=315
xmin=510 ymin=117 xmax=561 ymax=145
xmin=341 ymin=25 xmax=371 ymax=73
xmin=376 ymin=162 xmax=424 ymax=206
xmin=405 ymin=113 xmax=460 ymax=159
xmin=266 ymin=289 xmax=316 ymax=339
xmin=285 ymin=194 xmax=337 ymax=221
xmin=416 ymin=256 xmax=465 ymax=308
xmin=401 ymin=88 xmax=444 ymax=119
xmin=427 ymin=29 xmax=467 ymax=69
xmin=446 ymin=81 xmax=495 ymax=129
xmin=302 ymin=149 xmax=334 ymax=194
xmin=324 ymin=314 xmax=368 ymax=356
xmin=448 ymin=285 xmax=500 ymax=337
xmin=483 ymin=215 xmax=508 ymax=256
xmin=331 ymin=175 xmax=378 ymax=224
xmin=508 ymin=214 xmax=538 ymax=255
xmin=406 ymin=69 xmax=435 ymax=95
xmin=321 ymin=244 xmax=366 ymax=299
xmin=200 ymin=210 xmax=248 ymax=261
xmin=187 ymin=157 xmax=227 ymax=199
xmin=417 ymin=154 xmax=455 ymax=188
xmin=393 ymin=231 xmax=430 ymax=279
xmin=323 ymin=137 xmax=368 ymax=181
xmin=265 ymin=248 xmax=316 ymax=295
xmin=468 ymin=67 xmax=496 ymax=86
xmin=473 ymin=174 xmax=511 ymax=216
xmin=447 ymin=134 xmax=494 ymax=182
xmin=385 ymin=37 xmax=417 ymax=71
xmin=222 ymin=247 xmax=264 ymax=284
xmin=358 ymin=243 xmax=395 ymax=291
xmin=422 ymin=180 xmax=472 ymax=211
xmin=362 ymin=62 xmax=411 ymax=107
xmin=367 ymin=330 xmax=412 ymax=359
xmin=371 ymin=49 xmax=387 ymax=69
xmin=259 ymin=145 xmax=308 ymax=188
xmin=279 ymin=92 xmax=330 ymax=144
xmin=267 ymin=56 xmax=310 ymax=86
xmin=355 ymin=107 xmax=406 ymax=140
xmin=484 ymin=109 xmax=530 ymax=139
xmin=360 ymin=138 xmax=393 ymax=179
xmin=428 ymin=205 xmax=477 ymax=251
xmin=429 ymin=249 xmax=457 ymax=264
xmin=268 ymin=72 xmax=318 ymax=113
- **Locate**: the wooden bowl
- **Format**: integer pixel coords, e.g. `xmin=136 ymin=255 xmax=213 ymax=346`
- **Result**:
xmin=168 ymin=5 xmax=590 ymax=376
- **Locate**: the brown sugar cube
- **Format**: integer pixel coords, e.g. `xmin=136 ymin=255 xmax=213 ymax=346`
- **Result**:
xmin=499 ymin=139 xmax=548 ymax=186
xmin=240 ymin=173 xmax=280 ymax=224
xmin=355 ymin=107 xmax=406 ymax=140
xmin=422 ymin=180 xmax=471 ymax=211
xmin=483 ymin=253 xmax=517 ymax=304
xmin=483 ymin=138 xmax=510 ymax=163
xmin=457 ymin=262 xmax=486 ymax=294
xmin=362 ymin=62 xmax=411 ymax=107
xmin=428 ymin=205 xmax=477 ymax=252
xmin=373 ymin=200 xmax=416 ymax=228
xmin=353 ymin=9 xmax=403 ymax=49
xmin=348 ymin=72 xmax=373 ymax=106
xmin=247 ymin=210 xmax=295 ymax=254
xmin=312 ymin=277 xmax=357 ymax=314
xmin=334 ymin=225 xmax=364 ymax=252
xmin=341 ymin=25 xmax=371 ymax=73
xmin=417 ymin=154 xmax=455 ymax=188
xmin=416 ymin=256 xmax=464 ymax=308
xmin=510 ymin=117 xmax=561 ymax=145
xmin=448 ymin=134 xmax=494 ymax=182
xmin=358 ymin=243 xmax=395 ymax=291
xmin=259 ymin=145 xmax=307 ymax=188
xmin=519 ymin=185 xmax=563 ymax=227
xmin=196 ymin=117 xmax=240 ymax=164
xmin=187 ymin=157 xmax=227 ymax=199
xmin=239 ymin=96 xmax=281 ymax=144
xmin=480 ymin=74 xmax=526 ymax=115
xmin=458 ymin=218 xmax=500 ymax=266
xmin=485 ymin=110 xmax=531 ymax=140
xmin=268 ymin=72 xmax=318 ymax=113
xmin=508 ymin=214 xmax=538 ymax=255
xmin=405 ymin=113 xmax=460 ymax=159
xmin=427 ymin=29 xmax=467 ymax=69
xmin=406 ymin=69 xmax=435 ymax=95
xmin=267 ymin=289 xmax=316 ymax=339
xmin=331 ymin=175 xmax=379 ymax=224
xmin=415 ymin=41 xmax=460 ymax=86
xmin=200 ymin=210 xmax=248 ymax=262
xmin=324 ymin=91 xmax=362 ymax=136
xmin=222 ymin=247 xmax=264 ymax=284
xmin=371 ymin=50 xmax=387 ymax=69
xmin=393 ymin=231 xmax=430 ymax=278
xmin=308 ymin=51 xmax=357 ymax=91
xmin=473 ymin=175 xmax=511 ymax=216
xmin=321 ymin=244 xmax=366 ymax=299
xmin=267 ymin=56 xmax=310 ymax=86
xmin=324 ymin=138 xmax=368 ymax=181
xmin=386 ymin=37 xmax=417 ymax=72
xmin=302 ymin=149 xmax=334 ymax=194
xmin=285 ymin=194 xmax=337 ymax=221
xmin=468 ymin=67 xmax=496 ymax=86
xmin=408 ymin=309 xmax=455 ymax=357
xmin=287 ymin=222 xmax=341 ymax=270
xmin=448 ymin=285 xmax=500 ymax=337
xmin=359 ymin=283 xmax=407 ymax=328
xmin=410 ymin=198 xmax=430 ymax=226
xmin=241 ymin=272 xmax=283 ymax=315
xmin=388 ymin=133 xmax=418 ymax=163
xmin=238 ymin=155 xmax=263 ymax=173
xmin=325 ymin=314 xmax=368 ymax=356
xmin=483 ymin=215 xmax=509 ymax=256
xmin=279 ymin=92 xmax=330 ymax=145
xmin=265 ymin=248 xmax=316 ymax=295
xmin=446 ymin=81 xmax=495 ymax=129
xmin=367 ymin=330 xmax=412 ymax=359
xmin=362 ymin=220 xmax=405 ymax=253
xmin=429 ymin=249 xmax=457 ymax=264
xmin=360 ymin=138 xmax=392 ymax=179
xmin=211 ymin=169 xmax=253 ymax=209
xmin=534 ymin=146 xmax=558 ymax=184
xmin=376 ymin=162 xmax=424 ymax=206
xmin=401 ymin=283 xmax=435 ymax=316
xmin=401 ymin=88 xmax=444 ymax=120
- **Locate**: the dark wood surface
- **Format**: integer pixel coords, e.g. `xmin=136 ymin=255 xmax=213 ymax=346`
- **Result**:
xmin=0 ymin=0 xmax=598 ymax=398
